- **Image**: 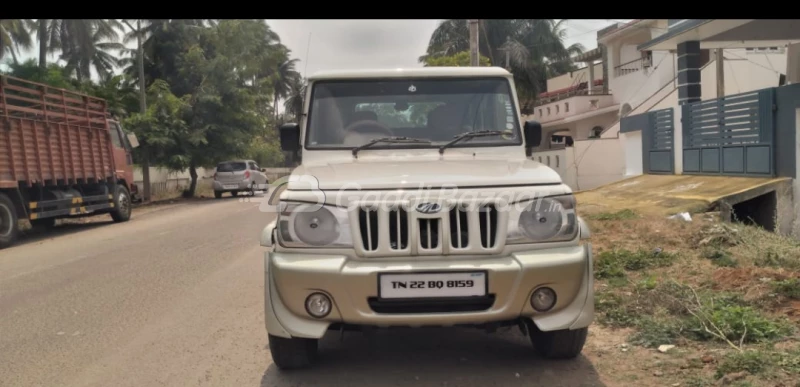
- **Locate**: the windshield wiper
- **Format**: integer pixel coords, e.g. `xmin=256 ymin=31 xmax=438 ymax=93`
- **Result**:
xmin=352 ymin=136 xmax=431 ymax=158
xmin=438 ymin=130 xmax=507 ymax=155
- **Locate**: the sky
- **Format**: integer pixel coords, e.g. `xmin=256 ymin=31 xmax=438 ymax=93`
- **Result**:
xmin=265 ymin=19 xmax=625 ymax=77
xmin=6 ymin=19 xmax=628 ymax=79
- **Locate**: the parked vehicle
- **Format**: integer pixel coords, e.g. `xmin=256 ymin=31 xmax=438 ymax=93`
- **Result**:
xmin=259 ymin=67 xmax=594 ymax=370
xmin=212 ymin=160 xmax=269 ymax=198
xmin=0 ymin=75 xmax=139 ymax=249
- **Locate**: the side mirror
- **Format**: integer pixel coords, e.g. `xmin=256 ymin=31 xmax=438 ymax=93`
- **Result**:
xmin=260 ymin=168 xmax=267 ymax=173
xmin=278 ymin=123 xmax=300 ymax=152
xmin=127 ymin=133 xmax=140 ymax=148
xmin=523 ymin=120 xmax=542 ymax=156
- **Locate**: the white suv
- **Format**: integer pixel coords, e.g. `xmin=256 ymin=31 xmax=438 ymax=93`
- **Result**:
xmin=260 ymin=67 xmax=593 ymax=370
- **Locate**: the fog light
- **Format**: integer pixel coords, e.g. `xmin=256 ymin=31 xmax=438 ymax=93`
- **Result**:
xmin=530 ymin=287 xmax=557 ymax=312
xmin=305 ymin=292 xmax=332 ymax=318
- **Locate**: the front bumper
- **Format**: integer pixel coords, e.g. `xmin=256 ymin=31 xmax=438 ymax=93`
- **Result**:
xmin=264 ymin=244 xmax=594 ymax=339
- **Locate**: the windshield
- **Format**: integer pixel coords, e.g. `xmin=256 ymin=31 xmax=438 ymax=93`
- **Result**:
xmin=305 ymin=77 xmax=521 ymax=150
xmin=216 ymin=162 xmax=247 ymax=172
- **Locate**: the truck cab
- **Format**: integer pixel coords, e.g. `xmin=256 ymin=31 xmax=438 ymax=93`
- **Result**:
xmin=108 ymin=119 xmax=140 ymax=201
xmin=260 ymin=67 xmax=594 ymax=370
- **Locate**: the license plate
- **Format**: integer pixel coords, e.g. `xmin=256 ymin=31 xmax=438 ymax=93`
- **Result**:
xmin=223 ymin=184 xmax=238 ymax=189
xmin=378 ymin=271 xmax=487 ymax=299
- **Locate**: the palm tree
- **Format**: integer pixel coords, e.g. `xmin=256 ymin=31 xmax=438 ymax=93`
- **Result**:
xmin=32 ymin=19 xmax=61 ymax=68
xmin=38 ymin=20 xmax=124 ymax=82
xmin=283 ymin=76 xmax=306 ymax=121
xmin=0 ymin=19 xmax=33 ymax=64
xmin=272 ymin=58 xmax=300 ymax=121
xmin=420 ymin=19 xmax=585 ymax=111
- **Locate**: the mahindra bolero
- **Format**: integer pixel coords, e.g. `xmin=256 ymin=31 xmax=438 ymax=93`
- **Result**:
xmin=260 ymin=67 xmax=593 ymax=370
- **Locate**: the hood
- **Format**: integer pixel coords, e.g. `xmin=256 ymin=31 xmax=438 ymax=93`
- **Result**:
xmin=288 ymin=158 xmax=563 ymax=191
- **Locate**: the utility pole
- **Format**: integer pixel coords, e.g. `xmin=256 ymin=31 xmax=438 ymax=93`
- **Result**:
xmin=123 ymin=19 xmax=151 ymax=202
xmin=500 ymin=36 xmax=512 ymax=69
xmin=715 ymin=48 xmax=725 ymax=97
xmin=136 ymin=19 xmax=151 ymax=202
xmin=468 ymin=19 xmax=480 ymax=66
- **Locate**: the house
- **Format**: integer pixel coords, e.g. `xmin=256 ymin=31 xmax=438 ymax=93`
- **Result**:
xmin=524 ymin=19 xmax=800 ymax=206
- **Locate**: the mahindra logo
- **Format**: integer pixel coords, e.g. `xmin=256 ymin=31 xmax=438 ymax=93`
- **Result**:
xmin=415 ymin=202 xmax=441 ymax=214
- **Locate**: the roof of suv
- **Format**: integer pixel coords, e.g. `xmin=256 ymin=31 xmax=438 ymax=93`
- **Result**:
xmin=308 ymin=67 xmax=513 ymax=81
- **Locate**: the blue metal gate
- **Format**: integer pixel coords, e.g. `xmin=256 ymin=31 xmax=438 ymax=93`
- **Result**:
xmin=681 ymin=89 xmax=775 ymax=177
xmin=621 ymin=107 xmax=675 ymax=174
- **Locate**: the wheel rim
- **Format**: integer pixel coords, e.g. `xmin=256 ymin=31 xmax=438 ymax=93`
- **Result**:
xmin=0 ymin=204 xmax=13 ymax=237
xmin=118 ymin=192 xmax=130 ymax=216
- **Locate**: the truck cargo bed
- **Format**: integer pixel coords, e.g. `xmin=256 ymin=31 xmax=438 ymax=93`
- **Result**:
xmin=0 ymin=75 xmax=116 ymax=188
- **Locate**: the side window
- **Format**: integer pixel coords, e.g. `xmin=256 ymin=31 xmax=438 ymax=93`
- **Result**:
xmin=109 ymin=122 xmax=123 ymax=148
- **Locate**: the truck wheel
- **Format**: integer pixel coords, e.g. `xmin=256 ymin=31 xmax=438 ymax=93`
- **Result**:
xmin=268 ymin=334 xmax=318 ymax=370
xmin=528 ymin=324 xmax=588 ymax=359
xmin=0 ymin=193 xmax=20 ymax=249
xmin=110 ymin=184 xmax=132 ymax=223
xmin=214 ymin=191 xmax=223 ymax=199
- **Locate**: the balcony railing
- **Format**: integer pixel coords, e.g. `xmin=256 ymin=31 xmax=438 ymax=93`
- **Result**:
xmin=534 ymin=86 xmax=606 ymax=106
xmin=614 ymin=57 xmax=652 ymax=77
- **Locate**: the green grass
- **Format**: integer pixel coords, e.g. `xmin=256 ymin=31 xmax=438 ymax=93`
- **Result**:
xmin=587 ymin=209 xmax=638 ymax=221
xmin=595 ymin=248 xmax=677 ymax=279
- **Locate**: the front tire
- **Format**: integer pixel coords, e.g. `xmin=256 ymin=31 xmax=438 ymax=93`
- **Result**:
xmin=0 ymin=193 xmax=20 ymax=249
xmin=110 ymin=184 xmax=132 ymax=223
xmin=214 ymin=191 xmax=223 ymax=199
xmin=528 ymin=323 xmax=588 ymax=359
xmin=268 ymin=334 xmax=318 ymax=370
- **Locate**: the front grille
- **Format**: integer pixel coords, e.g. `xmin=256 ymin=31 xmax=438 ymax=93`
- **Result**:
xmin=353 ymin=202 xmax=505 ymax=257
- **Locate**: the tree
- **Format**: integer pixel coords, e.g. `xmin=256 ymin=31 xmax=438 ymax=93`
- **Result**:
xmin=272 ymin=58 xmax=300 ymax=121
xmin=423 ymin=51 xmax=490 ymax=67
xmin=3 ymin=58 xmax=75 ymax=89
xmin=54 ymin=20 xmax=125 ymax=82
xmin=152 ymin=19 xmax=286 ymax=196
xmin=420 ymin=19 xmax=585 ymax=112
xmin=0 ymin=19 xmax=33 ymax=64
xmin=123 ymin=79 xmax=190 ymax=176
xmin=283 ymin=76 xmax=306 ymax=121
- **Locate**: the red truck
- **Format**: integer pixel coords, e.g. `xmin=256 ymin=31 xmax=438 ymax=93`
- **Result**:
xmin=0 ymin=75 xmax=139 ymax=249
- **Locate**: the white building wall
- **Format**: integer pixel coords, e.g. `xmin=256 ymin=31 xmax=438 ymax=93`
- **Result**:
xmin=572 ymin=138 xmax=625 ymax=190
xmin=700 ymin=49 xmax=786 ymax=99
xmin=794 ymin=108 xmax=800 ymax=238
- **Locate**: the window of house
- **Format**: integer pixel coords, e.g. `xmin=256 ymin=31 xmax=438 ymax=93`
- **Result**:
xmin=539 ymin=108 xmax=543 ymax=116
xmin=564 ymin=102 xmax=569 ymax=112
xmin=555 ymin=105 xmax=559 ymax=113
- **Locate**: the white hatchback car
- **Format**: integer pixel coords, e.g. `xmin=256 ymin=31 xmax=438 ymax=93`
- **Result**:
xmin=212 ymin=160 xmax=269 ymax=198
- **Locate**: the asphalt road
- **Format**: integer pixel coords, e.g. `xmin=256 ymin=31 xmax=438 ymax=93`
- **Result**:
xmin=0 ymin=195 xmax=607 ymax=387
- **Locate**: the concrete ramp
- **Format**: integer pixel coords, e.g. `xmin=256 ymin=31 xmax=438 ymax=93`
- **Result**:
xmin=575 ymin=174 xmax=794 ymax=223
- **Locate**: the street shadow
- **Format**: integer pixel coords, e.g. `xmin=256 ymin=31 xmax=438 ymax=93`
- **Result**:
xmin=259 ymin=327 xmax=606 ymax=387
xmin=13 ymin=220 xmax=113 ymax=248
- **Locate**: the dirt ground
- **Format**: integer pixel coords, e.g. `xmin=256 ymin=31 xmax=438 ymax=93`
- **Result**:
xmin=578 ymin=202 xmax=800 ymax=387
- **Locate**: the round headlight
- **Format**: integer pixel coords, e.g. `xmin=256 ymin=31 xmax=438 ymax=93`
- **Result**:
xmin=518 ymin=198 xmax=564 ymax=240
xmin=292 ymin=206 xmax=340 ymax=246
